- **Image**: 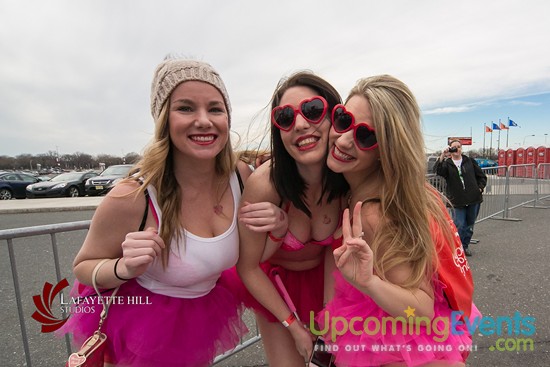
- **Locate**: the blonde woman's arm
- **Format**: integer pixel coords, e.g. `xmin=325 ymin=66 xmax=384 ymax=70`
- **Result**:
xmin=334 ymin=202 xmax=435 ymax=319
xmin=73 ymin=181 xmax=165 ymax=289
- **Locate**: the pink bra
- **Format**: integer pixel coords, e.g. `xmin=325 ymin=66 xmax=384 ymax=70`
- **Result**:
xmin=280 ymin=231 xmax=334 ymax=251
xmin=279 ymin=202 xmax=337 ymax=252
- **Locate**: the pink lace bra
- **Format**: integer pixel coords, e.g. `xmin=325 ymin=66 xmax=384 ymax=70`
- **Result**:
xmin=279 ymin=202 xmax=337 ymax=252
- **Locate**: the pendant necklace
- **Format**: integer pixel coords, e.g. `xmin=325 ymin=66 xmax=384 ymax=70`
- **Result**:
xmin=213 ymin=203 xmax=224 ymax=216
xmin=213 ymin=179 xmax=230 ymax=216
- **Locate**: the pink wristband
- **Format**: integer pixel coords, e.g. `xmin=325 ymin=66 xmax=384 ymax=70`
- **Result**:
xmin=282 ymin=312 xmax=297 ymax=328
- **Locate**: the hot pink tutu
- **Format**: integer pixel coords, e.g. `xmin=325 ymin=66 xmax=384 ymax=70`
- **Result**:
xmin=58 ymin=269 xmax=247 ymax=367
xmin=316 ymin=272 xmax=481 ymax=367
xmin=238 ymin=261 xmax=324 ymax=324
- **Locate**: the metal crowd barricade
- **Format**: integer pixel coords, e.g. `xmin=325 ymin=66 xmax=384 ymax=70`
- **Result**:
xmin=476 ymin=164 xmax=536 ymax=222
xmin=426 ymin=173 xmax=446 ymax=193
xmin=476 ymin=166 xmax=508 ymax=222
xmin=531 ymin=163 xmax=550 ymax=208
xmin=213 ymin=318 xmax=262 ymax=364
xmin=502 ymin=164 xmax=538 ymax=218
xmin=427 ymin=164 xmax=549 ymax=224
xmin=0 ymin=221 xmax=90 ymax=367
xmin=0 ymin=222 xmax=260 ymax=367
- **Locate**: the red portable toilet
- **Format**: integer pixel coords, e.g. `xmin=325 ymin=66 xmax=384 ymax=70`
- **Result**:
xmin=516 ymin=148 xmax=525 ymax=177
xmin=498 ymin=149 xmax=506 ymax=165
xmin=498 ymin=149 xmax=506 ymax=176
xmin=536 ymin=146 xmax=550 ymax=178
xmin=506 ymin=148 xmax=516 ymax=177
xmin=525 ymin=147 xmax=536 ymax=178
xmin=506 ymin=148 xmax=516 ymax=166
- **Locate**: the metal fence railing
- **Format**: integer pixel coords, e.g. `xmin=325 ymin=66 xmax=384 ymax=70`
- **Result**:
xmin=0 ymin=222 xmax=260 ymax=367
xmin=428 ymin=164 xmax=550 ymax=223
xmin=1 ymin=163 xmax=549 ymax=366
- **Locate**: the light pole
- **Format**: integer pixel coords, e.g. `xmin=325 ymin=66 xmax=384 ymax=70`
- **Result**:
xmin=545 ymin=133 xmax=548 ymax=146
xmin=523 ymin=134 xmax=535 ymax=146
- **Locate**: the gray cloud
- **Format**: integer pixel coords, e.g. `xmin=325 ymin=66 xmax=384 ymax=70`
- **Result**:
xmin=1 ymin=0 xmax=549 ymax=156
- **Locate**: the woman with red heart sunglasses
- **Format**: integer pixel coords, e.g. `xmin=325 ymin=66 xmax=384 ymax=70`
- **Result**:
xmin=316 ymin=75 xmax=480 ymax=366
xmin=237 ymin=71 xmax=348 ymax=365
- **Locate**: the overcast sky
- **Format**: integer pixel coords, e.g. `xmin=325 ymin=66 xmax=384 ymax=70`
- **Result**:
xmin=1 ymin=0 xmax=549 ymax=159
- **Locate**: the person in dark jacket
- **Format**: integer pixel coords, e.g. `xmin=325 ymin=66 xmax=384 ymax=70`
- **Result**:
xmin=433 ymin=140 xmax=487 ymax=256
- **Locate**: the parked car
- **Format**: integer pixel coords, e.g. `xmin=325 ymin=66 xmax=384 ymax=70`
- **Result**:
xmin=426 ymin=155 xmax=438 ymax=172
xmin=26 ymin=171 xmax=98 ymax=198
xmin=474 ymin=158 xmax=498 ymax=168
xmin=0 ymin=171 xmax=40 ymax=200
xmin=85 ymin=164 xmax=133 ymax=196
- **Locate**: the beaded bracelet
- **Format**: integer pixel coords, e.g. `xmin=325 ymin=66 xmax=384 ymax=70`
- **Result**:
xmin=114 ymin=257 xmax=131 ymax=281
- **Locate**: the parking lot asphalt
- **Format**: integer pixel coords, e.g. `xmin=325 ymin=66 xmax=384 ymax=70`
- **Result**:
xmin=1 ymin=198 xmax=549 ymax=366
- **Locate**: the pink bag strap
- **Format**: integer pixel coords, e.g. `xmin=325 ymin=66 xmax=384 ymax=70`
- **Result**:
xmin=269 ymin=267 xmax=300 ymax=322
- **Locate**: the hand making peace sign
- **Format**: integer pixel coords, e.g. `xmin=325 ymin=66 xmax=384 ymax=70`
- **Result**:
xmin=333 ymin=201 xmax=375 ymax=290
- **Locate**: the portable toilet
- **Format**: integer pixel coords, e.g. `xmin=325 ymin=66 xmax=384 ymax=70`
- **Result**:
xmin=498 ymin=149 xmax=506 ymax=176
xmin=506 ymin=148 xmax=516 ymax=166
xmin=525 ymin=146 xmax=536 ymax=178
xmin=536 ymin=146 xmax=550 ymax=178
xmin=515 ymin=148 xmax=525 ymax=177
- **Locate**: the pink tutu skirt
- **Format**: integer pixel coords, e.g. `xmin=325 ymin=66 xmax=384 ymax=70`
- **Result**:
xmin=238 ymin=261 xmax=324 ymax=324
xmin=316 ymin=272 xmax=481 ymax=367
xmin=58 ymin=269 xmax=248 ymax=367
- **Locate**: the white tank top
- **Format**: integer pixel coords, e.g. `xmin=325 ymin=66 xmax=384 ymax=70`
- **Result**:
xmin=136 ymin=172 xmax=240 ymax=298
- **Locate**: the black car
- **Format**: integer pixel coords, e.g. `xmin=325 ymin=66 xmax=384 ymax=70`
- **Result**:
xmin=0 ymin=171 xmax=40 ymax=200
xmin=26 ymin=171 xmax=98 ymax=198
xmin=85 ymin=164 xmax=133 ymax=196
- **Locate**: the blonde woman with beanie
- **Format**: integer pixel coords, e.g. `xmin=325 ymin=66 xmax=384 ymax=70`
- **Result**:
xmin=59 ymin=56 xmax=251 ymax=366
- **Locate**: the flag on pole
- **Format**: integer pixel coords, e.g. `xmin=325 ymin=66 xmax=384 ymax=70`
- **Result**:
xmin=508 ymin=118 xmax=518 ymax=127
xmin=485 ymin=125 xmax=492 ymax=133
xmin=492 ymin=122 xmax=501 ymax=130
xmin=499 ymin=122 xmax=509 ymax=130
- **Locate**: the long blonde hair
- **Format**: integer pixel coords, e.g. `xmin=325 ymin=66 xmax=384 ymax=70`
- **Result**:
xmin=126 ymin=100 xmax=236 ymax=266
xmin=348 ymin=75 xmax=454 ymax=288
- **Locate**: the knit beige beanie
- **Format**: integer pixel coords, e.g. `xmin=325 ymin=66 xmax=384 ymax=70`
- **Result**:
xmin=150 ymin=57 xmax=231 ymax=126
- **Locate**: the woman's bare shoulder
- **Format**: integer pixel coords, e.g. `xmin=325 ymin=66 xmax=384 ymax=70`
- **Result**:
xmin=92 ymin=180 xmax=146 ymax=226
xmin=243 ymin=163 xmax=278 ymax=203
xmin=361 ymin=200 xmax=382 ymax=235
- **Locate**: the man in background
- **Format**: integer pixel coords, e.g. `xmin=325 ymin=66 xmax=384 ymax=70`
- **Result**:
xmin=433 ymin=140 xmax=487 ymax=256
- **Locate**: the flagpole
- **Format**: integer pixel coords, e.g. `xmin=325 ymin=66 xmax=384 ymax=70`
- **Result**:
xmin=497 ymin=119 xmax=501 ymax=152
xmin=506 ymin=116 xmax=510 ymax=147
xmin=489 ymin=121 xmax=493 ymax=158
xmin=483 ymin=123 xmax=486 ymax=157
